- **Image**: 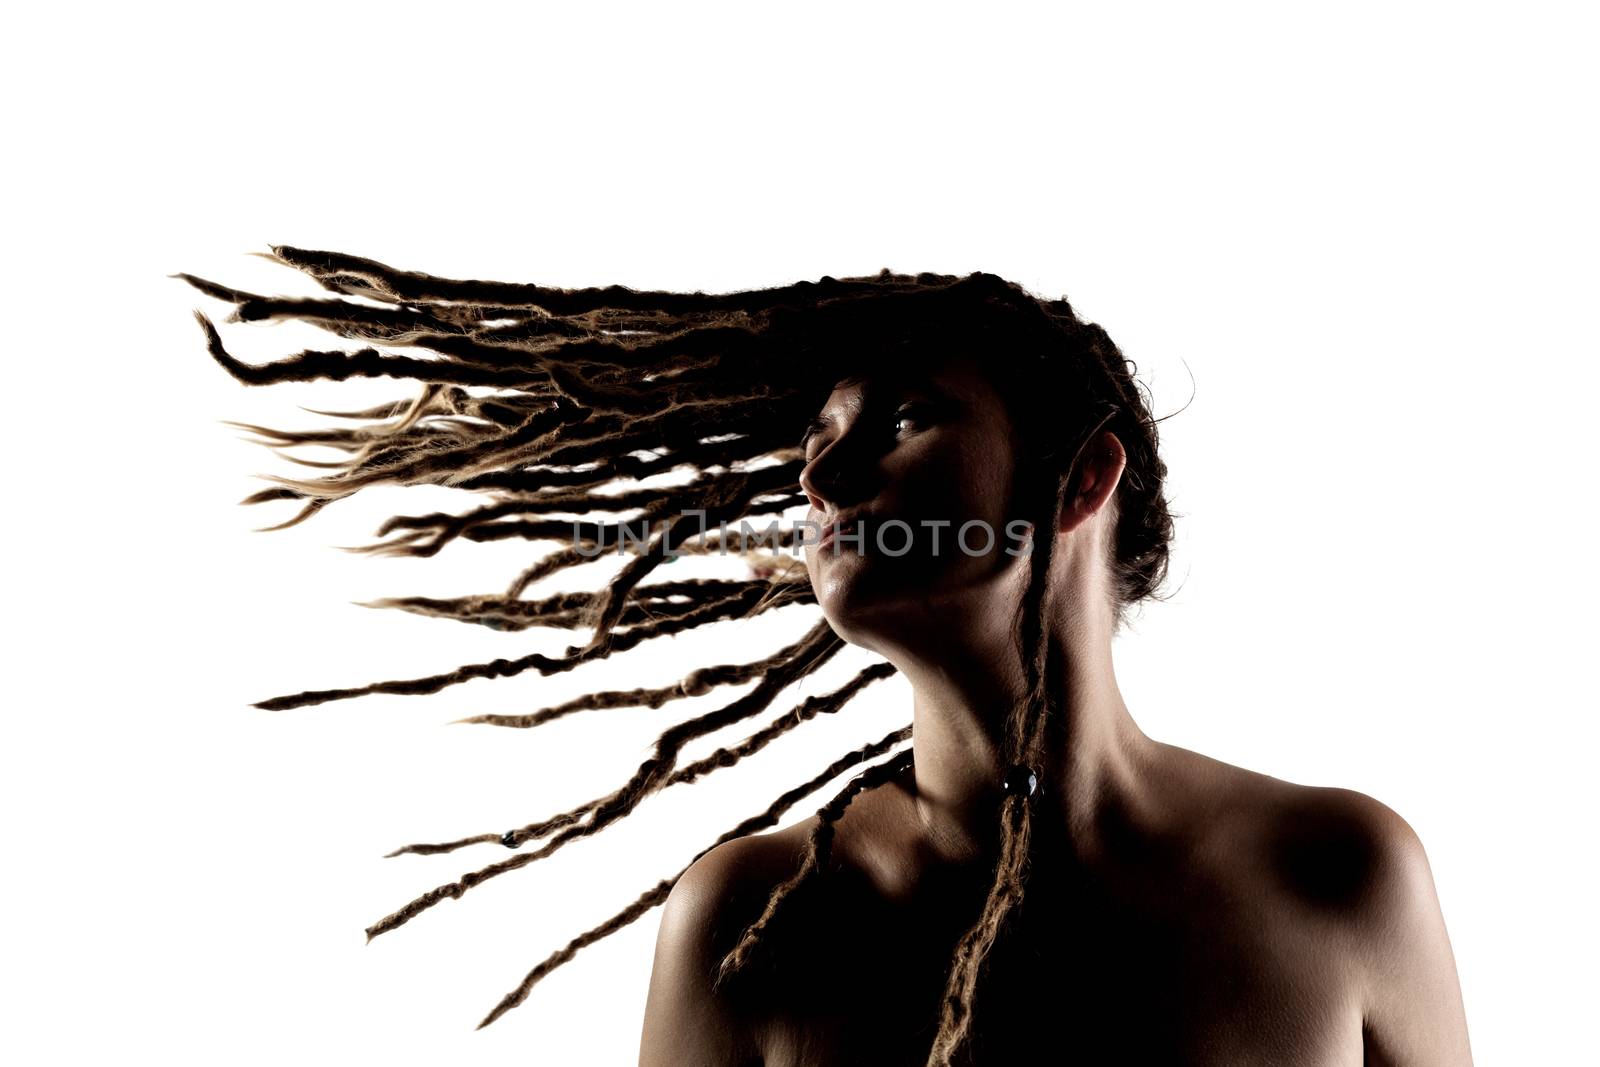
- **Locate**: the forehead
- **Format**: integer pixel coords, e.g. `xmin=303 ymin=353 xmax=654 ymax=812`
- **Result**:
xmin=817 ymin=353 xmax=1004 ymax=412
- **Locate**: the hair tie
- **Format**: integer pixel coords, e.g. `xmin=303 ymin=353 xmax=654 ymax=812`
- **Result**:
xmin=1001 ymin=764 xmax=1039 ymax=798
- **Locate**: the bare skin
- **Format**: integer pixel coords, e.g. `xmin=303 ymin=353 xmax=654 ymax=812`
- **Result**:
xmin=640 ymin=356 xmax=1472 ymax=1065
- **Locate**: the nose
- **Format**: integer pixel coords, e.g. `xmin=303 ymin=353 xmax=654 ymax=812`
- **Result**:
xmin=799 ymin=432 xmax=867 ymax=515
xmin=799 ymin=448 xmax=836 ymax=514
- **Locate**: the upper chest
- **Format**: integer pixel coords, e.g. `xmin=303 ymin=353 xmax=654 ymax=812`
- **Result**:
xmin=738 ymin=796 xmax=1367 ymax=1065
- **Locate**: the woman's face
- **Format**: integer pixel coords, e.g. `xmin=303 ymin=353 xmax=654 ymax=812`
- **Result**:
xmin=798 ymin=354 xmax=1030 ymax=648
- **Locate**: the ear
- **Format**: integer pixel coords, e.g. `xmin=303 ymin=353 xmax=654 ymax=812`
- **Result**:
xmin=1056 ymin=431 xmax=1126 ymax=537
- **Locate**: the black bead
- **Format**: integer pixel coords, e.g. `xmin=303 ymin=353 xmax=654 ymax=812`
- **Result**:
xmin=500 ymin=830 xmax=520 ymax=849
xmin=1001 ymin=765 xmax=1039 ymax=798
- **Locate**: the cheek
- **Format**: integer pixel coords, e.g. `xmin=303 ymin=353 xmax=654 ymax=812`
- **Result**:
xmin=893 ymin=439 xmax=1014 ymax=525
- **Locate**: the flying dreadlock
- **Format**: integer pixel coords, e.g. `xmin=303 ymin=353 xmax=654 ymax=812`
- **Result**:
xmin=183 ymin=246 xmax=1175 ymax=1065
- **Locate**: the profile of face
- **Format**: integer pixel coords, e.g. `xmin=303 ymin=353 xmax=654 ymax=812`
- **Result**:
xmin=798 ymin=353 xmax=1033 ymax=652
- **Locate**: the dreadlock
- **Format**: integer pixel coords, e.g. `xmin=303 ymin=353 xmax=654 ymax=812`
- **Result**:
xmin=185 ymin=245 xmax=1175 ymax=1065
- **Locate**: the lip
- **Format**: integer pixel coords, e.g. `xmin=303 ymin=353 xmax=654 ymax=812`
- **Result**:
xmin=817 ymin=519 xmax=859 ymax=549
xmin=815 ymin=511 xmax=875 ymax=550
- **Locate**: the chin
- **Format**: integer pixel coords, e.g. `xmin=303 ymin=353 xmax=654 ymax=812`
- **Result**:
xmin=807 ymin=548 xmax=971 ymax=648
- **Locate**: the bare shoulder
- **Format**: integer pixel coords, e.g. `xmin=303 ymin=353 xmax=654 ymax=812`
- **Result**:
xmin=1262 ymin=783 xmax=1472 ymax=1065
xmin=669 ymin=830 xmax=808 ymax=923
xmin=655 ymin=798 xmax=887 ymax=965
xmin=1154 ymin=745 xmax=1427 ymax=913
xmin=638 ymin=832 xmax=802 ymax=1067
xmin=1161 ymin=746 xmax=1473 ymax=1064
xmin=657 ymin=827 xmax=812 ymax=965
xmin=1258 ymin=778 xmax=1431 ymax=918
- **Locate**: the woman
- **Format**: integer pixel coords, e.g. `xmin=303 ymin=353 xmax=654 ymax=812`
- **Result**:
xmin=639 ymin=347 xmax=1474 ymax=1065
xmin=188 ymin=249 xmax=1471 ymax=1065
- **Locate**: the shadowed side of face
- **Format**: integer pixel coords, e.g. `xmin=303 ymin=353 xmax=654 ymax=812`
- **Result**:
xmin=797 ymin=353 xmax=1031 ymax=647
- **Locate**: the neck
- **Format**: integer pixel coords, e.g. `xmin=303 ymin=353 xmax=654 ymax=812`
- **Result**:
xmin=868 ymin=579 xmax=1153 ymax=868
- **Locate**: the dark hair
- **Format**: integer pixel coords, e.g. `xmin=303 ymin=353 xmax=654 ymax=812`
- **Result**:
xmin=184 ymin=247 xmax=1176 ymax=1063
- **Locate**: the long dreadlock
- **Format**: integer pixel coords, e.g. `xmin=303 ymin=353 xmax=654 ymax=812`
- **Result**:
xmin=184 ymin=246 xmax=1175 ymax=1064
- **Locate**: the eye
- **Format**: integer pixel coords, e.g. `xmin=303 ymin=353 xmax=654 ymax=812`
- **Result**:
xmin=801 ymin=402 xmax=934 ymax=457
xmin=892 ymin=402 xmax=933 ymax=434
xmin=799 ymin=418 xmax=829 ymax=457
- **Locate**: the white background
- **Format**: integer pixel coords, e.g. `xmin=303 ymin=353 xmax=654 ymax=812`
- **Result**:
xmin=5 ymin=2 xmax=1596 ymax=1063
